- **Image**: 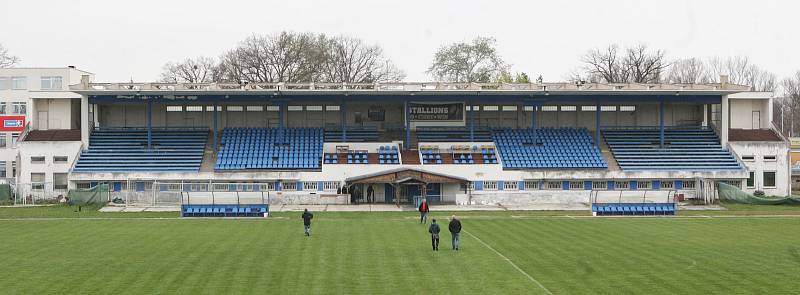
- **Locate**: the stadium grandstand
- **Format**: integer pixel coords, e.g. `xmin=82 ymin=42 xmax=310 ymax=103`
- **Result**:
xmin=7 ymin=72 xmax=792 ymax=206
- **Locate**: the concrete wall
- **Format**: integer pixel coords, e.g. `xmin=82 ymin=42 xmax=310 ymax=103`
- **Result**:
xmin=18 ymin=140 xmax=82 ymax=191
xmin=729 ymin=141 xmax=791 ymax=196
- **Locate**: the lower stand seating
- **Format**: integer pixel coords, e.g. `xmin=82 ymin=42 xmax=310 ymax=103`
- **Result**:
xmin=378 ymin=146 xmax=400 ymax=164
xmin=420 ymin=146 xmax=444 ymax=164
xmin=592 ymin=203 xmax=676 ymax=216
xmin=493 ymin=128 xmax=606 ymax=169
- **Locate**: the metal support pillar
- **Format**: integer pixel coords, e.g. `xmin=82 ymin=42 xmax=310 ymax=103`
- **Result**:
xmin=341 ymin=99 xmax=347 ymax=142
xmin=212 ymin=101 xmax=218 ymax=152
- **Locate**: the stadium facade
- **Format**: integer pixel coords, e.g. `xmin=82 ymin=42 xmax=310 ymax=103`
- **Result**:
xmin=2 ymin=67 xmax=792 ymax=205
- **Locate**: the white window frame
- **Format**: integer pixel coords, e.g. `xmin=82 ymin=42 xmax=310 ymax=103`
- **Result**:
xmin=166 ymin=106 xmax=183 ymax=112
xmin=592 ymin=181 xmax=607 ymax=190
xmin=185 ymin=106 xmax=203 ymax=112
xmin=30 ymin=156 xmax=45 ymax=164
xmin=40 ymin=76 xmax=63 ymax=90
xmin=0 ymin=77 xmax=8 ymax=90
xmin=683 ymin=180 xmax=696 ymax=189
xmin=746 ymin=172 xmax=755 ymax=188
xmin=306 ymin=106 xmax=323 ymax=111
xmin=303 ymin=181 xmax=319 ymax=191
xmin=226 ymin=106 xmax=243 ymax=112
xmin=569 ymin=181 xmax=583 ymax=190
xmin=483 ymin=106 xmax=499 ymax=111
xmin=763 ymin=155 xmax=777 ymax=162
xmin=619 ymin=105 xmax=636 ymax=112
xmin=661 ymin=181 xmax=675 ymax=190
xmin=503 ymin=181 xmax=518 ymax=190
xmin=541 ymin=106 xmax=558 ymax=112
xmin=323 ymin=181 xmax=339 ymax=191
xmin=266 ymin=105 xmax=280 ymax=111
xmin=246 ymin=106 xmax=264 ymax=112
xmin=31 ymin=173 xmax=45 ymax=191
xmin=600 ymin=106 xmax=617 ymax=112
xmin=53 ymin=173 xmax=68 ymax=190
xmin=763 ymin=171 xmax=777 ymax=188
xmin=325 ymin=105 xmax=340 ymax=111
xmin=546 ymin=181 xmax=561 ymax=190
xmin=287 ymin=106 xmax=303 ymax=111
xmin=741 ymin=155 xmax=755 ymax=161
xmin=11 ymin=102 xmax=26 ymax=115
xmin=205 ymin=106 xmax=222 ymax=112
xmin=524 ymin=106 xmax=535 ymax=111
xmin=581 ymin=106 xmax=597 ymax=112
xmin=524 ymin=180 xmax=539 ymax=191
xmin=483 ymin=181 xmax=498 ymax=190
xmin=615 ymin=181 xmax=629 ymax=190
xmin=502 ymin=106 xmax=518 ymax=112
xmin=11 ymin=77 xmax=26 ymax=90
xmin=561 ymin=106 xmax=577 ymax=112
xmin=282 ymin=182 xmax=297 ymax=190
xmin=638 ymin=181 xmax=652 ymax=190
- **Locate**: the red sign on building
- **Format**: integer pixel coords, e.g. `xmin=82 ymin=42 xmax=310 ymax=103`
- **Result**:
xmin=0 ymin=116 xmax=26 ymax=132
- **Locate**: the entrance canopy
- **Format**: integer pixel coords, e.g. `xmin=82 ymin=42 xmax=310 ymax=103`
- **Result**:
xmin=345 ymin=168 xmax=469 ymax=185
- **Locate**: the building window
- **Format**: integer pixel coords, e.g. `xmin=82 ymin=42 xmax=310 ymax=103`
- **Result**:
xmin=0 ymin=102 xmax=6 ymax=114
xmin=306 ymin=106 xmax=323 ymax=111
xmin=246 ymin=106 xmax=264 ymax=112
xmin=205 ymin=106 xmax=222 ymax=112
xmin=303 ymin=182 xmax=318 ymax=191
xmin=11 ymin=77 xmax=26 ymax=90
xmin=325 ymin=105 xmax=340 ymax=111
xmin=502 ymin=106 xmax=518 ymax=111
xmin=287 ymin=106 xmax=303 ymax=111
xmin=11 ymin=160 xmax=16 ymax=177
xmin=165 ymin=106 xmax=182 ymax=112
xmin=282 ymin=182 xmax=297 ymax=191
xmin=524 ymin=106 xmax=535 ymax=111
xmin=185 ymin=106 xmax=203 ymax=112
xmin=683 ymin=180 xmax=696 ymax=189
xmin=601 ymin=106 xmax=617 ymax=112
xmin=323 ymin=181 xmax=339 ymax=191
xmin=546 ymin=181 xmax=561 ymax=190
xmin=30 ymin=156 xmax=45 ymax=164
xmin=619 ymin=106 xmax=636 ymax=112
xmin=53 ymin=156 xmax=68 ymax=164
xmin=741 ymin=155 xmax=755 ymax=161
xmin=747 ymin=172 xmax=755 ymax=188
xmin=0 ymin=136 xmax=6 ymax=148
xmin=0 ymin=77 xmax=8 ymax=90
xmin=720 ymin=180 xmax=742 ymax=188
xmin=592 ymin=181 xmax=607 ymax=190
xmin=483 ymin=106 xmax=499 ymax=111
xmin=258 ymin=182 xmax=276 ymax=191
xmin=541 ymin=106 xmax=558 ymax=112
xmin=581 ymin=106 xmax=597 ymax=112
xmin=561 ymin=106 xmax=577 ymax=112
xmin=266 ymin=105 xmax=280 ymax=111
xmin=615 ymin=181 xmax=629 ymax=190
xmin=524 ymin=180 xmax=539 ymax=191
xmin=41 ymin=76 xmax=63 ymax=90
xmin=53 ymin=173 xmax=68 ymax=190
xmin=764 ymin=155 xmax=777 ymax=162
xmin=503 ymin=181 xmax=518 ymax=190
xmin=11 ymin=102 xmax=26 ymax=115
xmin=76 ymin=182 xmax=91 ymax=189
xmin=568 ymin=181 xmax=582 ymax=190
xmin=11 ymin=133 xmax=19 ymax=146
xmin=483 ymin=181 xmax=498 ymax=190
xmin=763 ymin=172 xmax=776 ymax=187
xmin=0 ymin=163 xmax=5 ymax=178
xmin=226 ymin=106 xmax=243 ymax=112
xmin=638 ymin=181 xmax=652 ymax=189
xmin=661 ymin=181 xmax=674 ymax=189
xmin=31 ymin=173 xmax=45 ymax=190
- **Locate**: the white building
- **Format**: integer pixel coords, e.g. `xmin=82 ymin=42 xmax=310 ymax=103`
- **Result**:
xmin=0 ymin=67 xmax=93 ymax=197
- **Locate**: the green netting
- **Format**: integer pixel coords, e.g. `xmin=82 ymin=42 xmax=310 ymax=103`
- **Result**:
xmin=718 ymin=182 xmax=800 ymax=205
xmin=67 ymin=184 xmax=110 ymax=205
xmin=0 ymin=184 xmax=11 ymax=202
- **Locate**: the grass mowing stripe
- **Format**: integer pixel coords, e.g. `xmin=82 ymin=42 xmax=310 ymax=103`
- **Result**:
xmin=463 ymin=228 xmax=554 ymax=295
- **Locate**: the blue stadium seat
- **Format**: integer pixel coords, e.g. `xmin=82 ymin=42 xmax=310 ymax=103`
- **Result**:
xmin=493 ymin=128 xmax=607 ymax=169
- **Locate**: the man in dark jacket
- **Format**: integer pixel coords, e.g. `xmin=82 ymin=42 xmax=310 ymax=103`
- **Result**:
xmin=418 ymin=199 xmax=429 ymax=224
xmin=366 ymin=185 xmax=374 ymax=203
xmin=428 ymin=219 xmax=441 ymax=251
xmin=301 ymin=209 xmax=314 ymax=237
xmin=448 ymin=215 xmax=461 ymax=250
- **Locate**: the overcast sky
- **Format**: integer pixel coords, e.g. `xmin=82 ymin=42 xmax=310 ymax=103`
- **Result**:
xmin=1 ymin=0 xmax=797 ymax=82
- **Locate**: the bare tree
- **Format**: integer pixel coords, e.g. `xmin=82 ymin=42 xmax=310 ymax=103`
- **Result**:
xmin=623 ymin=44 xmax=667 ymax=83
xmin=427 ymin=37 xmax=507 ymax=83
xmin=0 ymin=44 xmax=20 ymax=68
xmin=705 ymin=56 xmax=776 ymax=92
xmin=581 ymin=44 xmax=667 ymax=83
xmin=780 ymin=71 xmax=800 ymax=136
xmin=319 ymin=36 xmax=404 ymax=83
xmin=580 ymin=44 xmax=629 ymax=83
xmin=159 ymin=56 xmax=220 ymax=83
xmin=666 ymin=58 xmax=709 ymax=84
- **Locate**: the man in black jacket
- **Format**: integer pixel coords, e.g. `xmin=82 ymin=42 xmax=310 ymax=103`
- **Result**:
xmin=428 ymin=219 xmax=441 ymax=251
xmin=448 ymin=215 xmax=461 ymax=250
xmin=301 ymin=209 xmax=314 ymax=237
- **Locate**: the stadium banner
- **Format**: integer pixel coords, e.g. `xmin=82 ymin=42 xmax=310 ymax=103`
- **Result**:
xmin=0 ymin=116 xmax=25 ymax=131
xmin=408 ymin=102 xmax=464 ymax=122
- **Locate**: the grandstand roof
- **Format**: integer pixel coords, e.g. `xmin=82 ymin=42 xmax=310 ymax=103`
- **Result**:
xmin=345 ymin=168 xmax=468 ymax=184
xmin=72 ymin=81 xmax=750 ymax=98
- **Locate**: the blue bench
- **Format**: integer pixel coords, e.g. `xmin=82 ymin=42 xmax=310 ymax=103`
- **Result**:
xmin=182 ymin=204 xmax=269 ymax=217
xmin=592 ymin=203 xmax=676 ymax=216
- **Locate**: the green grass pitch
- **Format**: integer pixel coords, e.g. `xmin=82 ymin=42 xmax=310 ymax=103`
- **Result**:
xmin=2 ymin=206 xmax=800 ymax=294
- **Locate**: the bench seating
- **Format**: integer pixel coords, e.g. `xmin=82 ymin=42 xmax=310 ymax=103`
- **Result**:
xmin=215 ymin=128 xmax=323 ymax=170
xmin=73 ymin=129 xmax=208 ymax=172
xmin=592 ymin=203 xmax=676 ymax=216
xmin=182 ymin=204 xmax=269 ymax=217
xmin=417 ymin=127 xmax=492 ymax=142
xmin=493 ymin=128 xmax=606 ymax=169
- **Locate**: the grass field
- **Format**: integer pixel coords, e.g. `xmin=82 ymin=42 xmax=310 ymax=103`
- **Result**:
xmin=2 ymin=205 xmax=800 ymax=294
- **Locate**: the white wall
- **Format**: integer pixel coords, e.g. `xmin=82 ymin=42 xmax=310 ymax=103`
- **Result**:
xmin=18 ymin=141 xmax=82 ymax=190
xmin=729 ymin=141 xmax=791 ymax=196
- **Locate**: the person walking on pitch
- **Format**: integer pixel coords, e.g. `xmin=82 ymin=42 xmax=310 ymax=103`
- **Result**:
xmin=301 ymin=208 xmax=314 ymax=237
xmin=449 ymin=215 xmax=462 ymax=250
xmin=418 ymin=199 xmax=430 ymax=224
xmin=428 ymin=219 xmax=441 ymax=251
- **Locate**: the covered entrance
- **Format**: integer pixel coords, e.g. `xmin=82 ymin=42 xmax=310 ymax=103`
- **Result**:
xmin=345 ymin=168 xmax=470 ymax=206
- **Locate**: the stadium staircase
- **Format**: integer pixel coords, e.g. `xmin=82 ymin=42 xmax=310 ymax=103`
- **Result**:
xmin=215 ymin=128 xmax=323 ymax=170
xmin=603 ymin=127 xmax=742 ymax=171
xmin=492 ymin=128 xmax=607 ymax=169
xmin=73 ymin=128 xmax=208 ymax=172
